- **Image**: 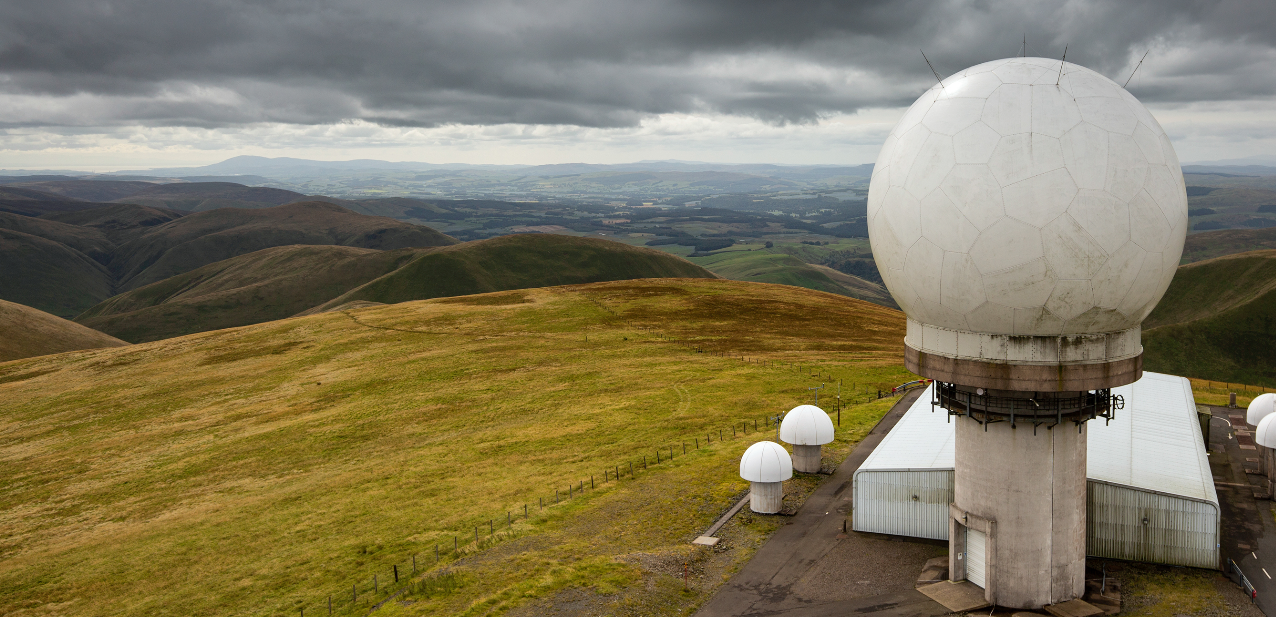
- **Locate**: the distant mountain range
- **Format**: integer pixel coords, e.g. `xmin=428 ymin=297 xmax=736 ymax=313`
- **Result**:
xmin=0 ymin=156 xmax=876 ymax=202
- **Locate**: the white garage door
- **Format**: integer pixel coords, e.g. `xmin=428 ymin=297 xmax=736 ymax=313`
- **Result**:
xmin=966 ymin=527 xmax=987 ymax=588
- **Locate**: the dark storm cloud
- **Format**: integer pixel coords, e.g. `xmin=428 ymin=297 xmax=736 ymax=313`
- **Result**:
xmin=0 ymin=0 xmax=1273 ymax=129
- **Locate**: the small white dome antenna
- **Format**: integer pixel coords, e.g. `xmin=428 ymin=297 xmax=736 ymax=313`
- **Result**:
xmin=739 ymin=441 xmax=793 ymax=514
xmin=1248 ymin=393 xmax=1276 ymax=427
xmin=780 ymin=405 xmax=836 ymax=473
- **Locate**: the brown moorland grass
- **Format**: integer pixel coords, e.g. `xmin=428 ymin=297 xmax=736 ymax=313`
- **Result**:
xmin=0 ymin=279 xmax=914 ymax=616
xmin=0 ymin=298 xmax=127 ymax=362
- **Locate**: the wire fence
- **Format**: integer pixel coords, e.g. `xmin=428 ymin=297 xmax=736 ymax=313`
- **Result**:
xmin=1188 ymin=378 xmax=1273 ymax=397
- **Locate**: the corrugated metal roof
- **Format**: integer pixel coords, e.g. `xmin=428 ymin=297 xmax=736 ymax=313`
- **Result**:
xmin=858 ymin=372 xmax=1217 ymax=505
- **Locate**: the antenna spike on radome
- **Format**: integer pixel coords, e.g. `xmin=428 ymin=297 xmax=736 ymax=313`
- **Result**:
xmin=1022 ymin=34 xmax=1027 ymax=57
xmin=920 ymin=50 xmax=945 ymax=88
xmin=1123 ymin=49 xmax=1150 ymax=88
xmin=1055 ymin=45 xmax=1068 ymax=86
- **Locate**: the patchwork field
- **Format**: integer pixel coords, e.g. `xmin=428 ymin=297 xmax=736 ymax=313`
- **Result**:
xmin=0 ymin=279 xmax=912 ymax=616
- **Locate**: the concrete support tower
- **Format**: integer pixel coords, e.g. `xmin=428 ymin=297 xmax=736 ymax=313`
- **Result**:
xmin=867 ymin=58 xmax=1188 ymax=609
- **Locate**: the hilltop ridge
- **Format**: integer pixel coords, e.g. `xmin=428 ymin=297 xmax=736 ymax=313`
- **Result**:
xmin=79 ymin=233 xmax=716 ymax=342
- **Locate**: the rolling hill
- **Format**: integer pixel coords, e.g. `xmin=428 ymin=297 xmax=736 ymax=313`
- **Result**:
xmin=0 ymin=228 xmax=115 ymax=317
xmin=0 ymin=201 xmax=459 ymax=318
xmin=107 ymin=201 xmax=457 ymax=290
xmin=306 ymin=233 xmax=717 ymax=313
xmin=0 ymin=186 xmax=110 ymax=217
xmin=0 ymin=279 xmax=911 ymax=617
xmin=77 ymin=233 xmax=714 ymax=343
xmin=1179 ymin=226 xmax=1276 ymax=264
xmin=112 ymin=181 xmax=306 ymax=211
xmin=5 ymin=179 xmax=160 ymax=202
xmin=1142 ymin=249 xmax=1276 ymax=387
xmin=0 ymin=298 xmax=126 ymax=362
xmin=42 ymin=203 xmax=185 ymax=243
xmin=0 ymin=211 xmax=115 ymax=262
xmin=76 ymin=245 xmax=425 ymax=342
xmin=685 ymin=248 xmax=897 ymax=309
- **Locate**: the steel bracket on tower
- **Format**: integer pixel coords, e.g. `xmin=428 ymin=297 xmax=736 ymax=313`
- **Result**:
xmin=931 ymin=382 xmax=1120 ymax=431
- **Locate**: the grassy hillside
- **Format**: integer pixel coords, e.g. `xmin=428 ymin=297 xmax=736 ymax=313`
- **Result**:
xmin=114 ymin=181 xmax=306 ymax=211
xmin=0 ymin=211 xmax=114 ymax=262
xmin=109 ymin=201 xmax=458 ymax=290
xmin=310 ymin=234 xmax=715 ymax=312
xmin=1180 ymin=226 xmax=1276 ymax=264
xmin=77 ymin=245 xmax=424 ymax=342
xmin=42 ymin=203 xmax=185 ymax=243
xmin=0 ymin=186 xmax=108 ymax=217
xmin=0 ymin=201 xmax=456 ymax=318
xmin=0 ymin=279 xmax=911 ymax=616
xmin=7 ymin=179 xmax=159 ymax=202
xmin=0 ymin=298 xmax=126 ymax=361
xmin=0 ymin=228 xmax=115 ymax=317
xmin=686 ymin=247 xmax=897 ymax=308
xmin=1143 ymin=250 xmax=1276 ymax=388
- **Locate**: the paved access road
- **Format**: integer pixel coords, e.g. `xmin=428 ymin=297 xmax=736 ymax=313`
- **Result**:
xmin=695 ymin=389 xmax=951 ymax=617
xmin=1210 ymin=405 xmax=1276 ymax=615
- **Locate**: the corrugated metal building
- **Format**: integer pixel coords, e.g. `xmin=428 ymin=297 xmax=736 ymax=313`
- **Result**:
xmin=853 ymin=372 xmax=1219 ymax=569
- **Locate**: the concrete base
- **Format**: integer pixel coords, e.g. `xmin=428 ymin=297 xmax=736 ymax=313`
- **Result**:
xmin=917 ymin=581 xmax=990 ymax=612
xmin=792 ymin=444 xmax=822 ymax=473
xmin=951 ymin=416 xmax=1087 ymax=609
xmin=749 ymin=481 xmax=783 ymax=513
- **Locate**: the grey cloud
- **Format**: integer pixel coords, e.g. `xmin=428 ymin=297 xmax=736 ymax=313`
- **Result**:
xmin=0 ymin=0 xmax=1274 ymax=129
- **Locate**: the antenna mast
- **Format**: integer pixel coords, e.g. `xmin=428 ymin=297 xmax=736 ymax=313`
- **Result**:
xmin=1123 ymin=50 xmax=1149 ymax=88
xmin=1022 ymin=34 xmax=1027 ymax=57
xmin=1055 ymin=45 xmax=1068 ymax=86
xmin=921 ymin=50 xmax=945 ymax=88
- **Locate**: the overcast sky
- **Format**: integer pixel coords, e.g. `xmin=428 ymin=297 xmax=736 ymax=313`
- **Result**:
xmin=2 ymin=0 xmax=1274 ymax=170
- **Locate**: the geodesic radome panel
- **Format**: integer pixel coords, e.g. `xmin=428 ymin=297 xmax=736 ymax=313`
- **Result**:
xmin=867 ymin=57 xmax=1187 ymax=337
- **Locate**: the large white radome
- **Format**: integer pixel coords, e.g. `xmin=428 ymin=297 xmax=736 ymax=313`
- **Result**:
xmin=868 ymin=58 xmax=1187 ymax=339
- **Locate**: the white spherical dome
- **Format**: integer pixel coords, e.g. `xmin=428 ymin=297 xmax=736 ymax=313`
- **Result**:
xmin=740 ymin=441 xmax=793 ymax=483
xmin=779 ymin=405 xmax=835 ymax=446
xmin=1257 ymin=411 xmax=1276 ymax=449
xmin=1248 ymin=393 xmax=1276 ymax=427
xmin=868 ymin=57 xmax=1187 ymax=338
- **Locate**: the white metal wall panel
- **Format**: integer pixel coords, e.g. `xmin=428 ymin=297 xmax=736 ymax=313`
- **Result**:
xmin=850 ymin=372 xmax=1221 ymax=569
xmin=1087 ymin=481 xmax=1220 ymax=569
xmin=852 ymin=470 xmax=954 ymax=540
xmin=966 ymin=527 xmax=987 ymax=588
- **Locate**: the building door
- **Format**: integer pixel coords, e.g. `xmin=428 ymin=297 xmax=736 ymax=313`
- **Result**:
xmin=966 ymin=527 xmax=987 ymax=588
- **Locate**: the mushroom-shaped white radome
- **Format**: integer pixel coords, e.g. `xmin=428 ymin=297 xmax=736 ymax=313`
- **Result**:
xmin=740 ymin=441 xmax=793 ymax=483
xmin=779 ymin=405 xmax=836 ymax=446
xmin=1257 ymin=412 xmax=1276 ymax=449
xmin=1247 ymin=393 xmax=1276 ymax=427
xmin=868 ymin=57 xmax=1187 ymax=355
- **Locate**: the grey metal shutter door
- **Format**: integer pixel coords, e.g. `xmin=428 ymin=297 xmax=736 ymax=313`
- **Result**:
xmin=966 ymin=527 xmax=987 ymax=588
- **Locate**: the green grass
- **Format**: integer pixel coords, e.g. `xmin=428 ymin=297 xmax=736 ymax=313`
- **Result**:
xmin=315 ymin=234 xmax=715 ymax=312
xmin=1181 ymin=226 xmax=1276 ymax=264
xmin=1120 ymin=563 xmax=1261 ymax=617
xmin=0 ymin=279 xmax=911 ymax=616
xmin=683 ymin=245 xmax=893 ymax=307
xmin=76 ymin=234 xmax=714 ymax=344
xmin=1143 ymin=250 xmax=1276 ymax=388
